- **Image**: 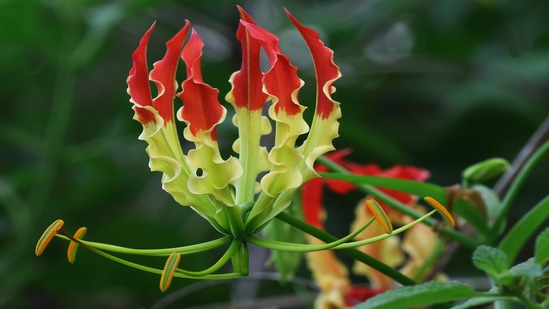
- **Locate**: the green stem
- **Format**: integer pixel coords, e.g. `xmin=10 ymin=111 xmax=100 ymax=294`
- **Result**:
xmin=253 ymin=210 xmax=435 ymax=252
xmin=55 ymin=234 xmax=231 ymax=255
xmin=176 ymin=239 xmax=241 ymax=276
xmin=334 ymin=210 xmax=434 ymax=249
xmin=275 ymin=211 xmax=417 ymax=286
xmin=247 ymin=217 xmax=375 ymax=252
xmin=316 ymin=156 xmax=478 ymax=249
xmin=513 ymin=292 xmax=541 ymax=309
xmin=490 ymin=140 xmax=549 ymax=241
xmin=91 ymin=246 xmax=243 ymax=280
xmin=66 ymin=235 xmax=244 ymax=280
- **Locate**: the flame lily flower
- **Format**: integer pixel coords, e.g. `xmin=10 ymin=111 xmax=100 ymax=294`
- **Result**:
xmin=37 ymin=7 xmax=349 ymax=290
xmin=127 ymin=7 xmax=341 ymax=237
xmin=35 ymin=8 xmax=453 ymax=293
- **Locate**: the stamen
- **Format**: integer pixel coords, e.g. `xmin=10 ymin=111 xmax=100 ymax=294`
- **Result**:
xmin=67 ymin=227 xmax=87 ymax=264
xmin=366 ymin=199 xmax=393 ymax=234
xmin=424 ymin=196 xmax=455 ymax=227
xmin=160 ymin=252 xmax=181 ymax=292
xmin=35 ymin=219 xmax=64 ymax=256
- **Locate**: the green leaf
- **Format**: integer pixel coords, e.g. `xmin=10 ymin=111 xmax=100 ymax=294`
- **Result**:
xmin=452 ymin=197 xmax=489 ymax=237
xmin=351 ymin=281 xmax=477 ymax=309
xmin=462 ymin=157 xmax=510 ymax=185
xmin=451 ymin=295 xmax=517 ymax=309
xmin=320 ymin=173 xmax=447 ymax=204
xmin=497 ymin=258 xmax=542 ymax=289
xmin=509 ymin=258 xmax=543 ymax=278
xmin=263 ymin=194 xmax=305 ymax=282
xmin=498 ymin=194 xmax=549 ymax=265
xmin=472 ymin=245 xmax=509 ymax=277
xmin=535 ymin=227 xmax=549 ymax=265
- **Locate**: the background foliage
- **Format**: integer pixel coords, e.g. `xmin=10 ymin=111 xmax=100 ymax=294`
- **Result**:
xmin=1 ymin=0 xmax=548 ymax=307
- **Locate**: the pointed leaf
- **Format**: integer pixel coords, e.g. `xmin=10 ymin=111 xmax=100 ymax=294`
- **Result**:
xmin=499 ymin=194 xmax=549 ymax=264
xmin=320 ymin=173 xmax=447 ymax=205
xmin=351 ymin=281 xmax=477 ymax=309
xmin=535 ymin=227 xmax=549 ymax=265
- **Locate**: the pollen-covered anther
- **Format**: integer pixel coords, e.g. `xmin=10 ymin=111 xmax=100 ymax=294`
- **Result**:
xmin=67 ymin=227 xmax=87 ymax=264
xmin=365 ymin=199 xmax=393 ymax=234
xmin=424 ymin=196 xmax=456 ymax=228
xmin=160 ymin=252 xmax=181 ymax=292
xmin=35 ymin=219 xmax=64 ymax=256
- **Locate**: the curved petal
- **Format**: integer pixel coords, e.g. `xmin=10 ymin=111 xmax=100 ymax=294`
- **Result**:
xmin=178 ymin=29 xmax=242 ymax=206
xmin=149 ymin=21 xmax=190 ymax=124
xmin=127 ymin=23 xmax=155 ymax=124
xmin=225 ymin=8 xmax=272 ymax=205
xmin=286 ymin=9 xmax=342 ymax=181
xmin=127 ymin=23 xmax=218 ymax=223
xmin=236 ymin=20 xmax=309 ymax=199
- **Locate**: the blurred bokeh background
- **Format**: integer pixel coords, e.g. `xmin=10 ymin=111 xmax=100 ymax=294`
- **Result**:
xmin=1 ymin=0 xmax=548 ymax=308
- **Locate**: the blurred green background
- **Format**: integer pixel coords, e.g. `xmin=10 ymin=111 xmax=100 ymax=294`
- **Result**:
xmin=1 ymin=0 xmax=548 ymax=308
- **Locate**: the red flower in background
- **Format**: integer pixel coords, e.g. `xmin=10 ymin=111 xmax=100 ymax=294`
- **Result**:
xmin=343 ymin=286 xmax=384 ymax=307
xmin=301 ymin=149 xmax=433 ymax=309
xmin=302 ymin=148 xmax=430 ymax=228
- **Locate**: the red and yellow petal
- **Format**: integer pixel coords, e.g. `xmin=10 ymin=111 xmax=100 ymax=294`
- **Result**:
xmin=149 ymin=21 xmax=190 ymax=124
